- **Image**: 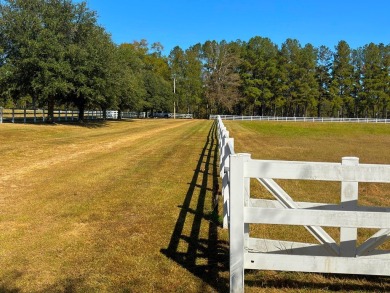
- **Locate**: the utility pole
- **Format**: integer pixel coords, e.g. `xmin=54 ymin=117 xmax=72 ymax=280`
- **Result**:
xmin=173 ymin=78 xmax=176 ymax=119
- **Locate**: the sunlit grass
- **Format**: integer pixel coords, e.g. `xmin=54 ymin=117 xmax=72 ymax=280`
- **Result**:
xmin=225 ymin=121 xmax=390 ymax=163
xmin=1 ymin=119 xmax=389 ymax=292
xmin=0 ymin=119 xmax=227 ymax=292
xmin=225 ymin=120 xmax=390 ymax=292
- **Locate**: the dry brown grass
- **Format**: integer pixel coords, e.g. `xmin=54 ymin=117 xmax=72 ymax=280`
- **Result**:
xmin=1 ymin=119 xmax=389 ymax=292
xmin=0 ymin=119 xmax=228 ymax=292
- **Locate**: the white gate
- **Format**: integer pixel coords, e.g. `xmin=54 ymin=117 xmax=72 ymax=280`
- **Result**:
xmin=229 ymin=154 xmax=390 ymax=292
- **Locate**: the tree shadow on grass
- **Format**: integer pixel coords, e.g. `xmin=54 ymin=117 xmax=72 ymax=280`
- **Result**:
xmin=0 ymin=270 xmax=84 ymax=293
xmin=57 ymin=119 xmax=138 ymax=128
xmin=161 ymin=121 xmax=229 ymax=292
xmin=0 ymin=286 xmax=20 ymax=293
xmin=1 ymin=118 xmax=137 ymax=128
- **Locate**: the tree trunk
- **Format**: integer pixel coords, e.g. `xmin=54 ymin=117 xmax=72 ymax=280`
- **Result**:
xmin=317 ymin=98 xmax=322 ymax=117
xmin=78 ymin=101 xmax=85 ymax=122
xmin=47 ymin=97 xmax=55 ymax=123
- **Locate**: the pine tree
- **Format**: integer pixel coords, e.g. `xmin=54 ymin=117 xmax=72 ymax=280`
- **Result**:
xmin=351 ymin=47 xmax=364 ymax=117
xmin=316 ymin=46 xmax=333 ymax=117
xmin=362 ymin=43 xmax=390 ymax=118
xmin=297 ymin=43 xmax=319 ymax=116
xmin=379 ymin=44 xmax=390 ymax=118
xmin=330 ymin=41 xmax=355 ymax=117
xmin=240 ymin=36 xmax=278 ymax=116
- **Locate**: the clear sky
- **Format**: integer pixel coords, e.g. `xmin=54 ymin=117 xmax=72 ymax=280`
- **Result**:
xmin=81 ymin=0 xmax=390 ymax=54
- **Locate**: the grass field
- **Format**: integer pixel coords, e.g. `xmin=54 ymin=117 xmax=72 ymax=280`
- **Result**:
xmin=0 ymin=119 xmax=389 ymax=292
xmin=0 ymin=119 xmax=228 ymax=292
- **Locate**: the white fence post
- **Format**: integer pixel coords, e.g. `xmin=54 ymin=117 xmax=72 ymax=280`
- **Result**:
xmin=217 ymin=115 xmax=237 ymax=230
xmin=222 ymin=164 xmax=230 ymax=229
xmin=340 ymin=157 xmax=359 ymax=256
xmin=220 ymin=130 xmax=228 ymax=176
xmin=230 ymin=153 xmax=251 ymax=293
xmin=0 ymin=107 xmax=3 ymax=123
xmin=222 ymin=138 xmax=234 ymax=229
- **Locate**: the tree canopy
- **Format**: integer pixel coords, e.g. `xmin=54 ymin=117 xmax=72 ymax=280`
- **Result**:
xmin=1 ymin=0 xmax=389 ymax=119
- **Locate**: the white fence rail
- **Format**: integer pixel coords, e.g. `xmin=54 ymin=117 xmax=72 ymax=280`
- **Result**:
xmin=212 ymin=114 xmax=390 ymax=124
xmin=0 ymin=108 xmax=111 ymax=123
xmin=121 ymin=111 xmax=146 ymax=119
xmin=171 ymin=113 xmax=193 ymax=119
xmin=216 ymin=116 xmax=390 ymax=293
xmin=0 ymin=108 xmax=194 ymax=123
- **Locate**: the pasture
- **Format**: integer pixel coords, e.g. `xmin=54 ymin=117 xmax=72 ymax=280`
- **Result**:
xmin=0 ymin=119 xmax=227 ymax=292
xmin=0 ymin=119 xmax=389 ymax=292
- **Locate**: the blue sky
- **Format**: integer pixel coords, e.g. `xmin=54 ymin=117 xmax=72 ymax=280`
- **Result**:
xmin=81 ymin=0 xmax=390 ymax=54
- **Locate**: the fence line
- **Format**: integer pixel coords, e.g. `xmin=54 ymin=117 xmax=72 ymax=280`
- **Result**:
xmin=0 ymin=108 xmax=194 ymax=123
xmin=216 ymin=116 xmax=390 ymax=293
xmin=0 ymin=108 xmax=107 ymax=123
xmin=211 ymin=114 xmax=390 ymax=124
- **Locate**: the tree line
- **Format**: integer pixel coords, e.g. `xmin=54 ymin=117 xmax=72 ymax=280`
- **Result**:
xmin=1 ymin=0 xmax=389 ymax=121
xmin=0 ymin=0 xmax=173 ymax=121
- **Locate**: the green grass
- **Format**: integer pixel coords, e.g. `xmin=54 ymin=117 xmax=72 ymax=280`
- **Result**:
xmin=225 ymin=121 xmax=390 ymax=163
xmin=0 ymin=119 xmax=389 ymax=292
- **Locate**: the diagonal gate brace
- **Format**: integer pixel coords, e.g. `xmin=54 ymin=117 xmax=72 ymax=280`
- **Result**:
xmin=256 ymin=177 xmax=340 ymax=256
xmin=357 ymin=229 xmax=390 ymax=256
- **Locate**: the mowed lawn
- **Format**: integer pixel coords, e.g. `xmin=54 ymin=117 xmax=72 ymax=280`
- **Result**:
xmin=0 ymin=119 xmax=228 ymax=292
xmin=225 ymin=120 xmax=390 ymax=292
xmin=1 ymin=119 xmax=390 ymax=292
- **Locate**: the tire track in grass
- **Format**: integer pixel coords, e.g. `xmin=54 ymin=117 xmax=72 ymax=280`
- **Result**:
xmin=0 ymin=120 xmax=193 ymax=191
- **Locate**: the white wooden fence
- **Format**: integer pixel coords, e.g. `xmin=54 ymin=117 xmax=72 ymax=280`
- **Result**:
xmin=216 ymin=116 xmax=390 ymax=293
xmin=0 ymin=108 xmax=194 ymax=123
xmin=212 ymin=114 xmax=390 ymax=124
xmin=0 ymin=108 xmax=107 ymax=123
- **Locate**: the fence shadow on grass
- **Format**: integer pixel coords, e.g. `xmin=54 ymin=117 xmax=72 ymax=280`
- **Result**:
xmin=161 ymin=120 xmax=390 ymax=293
xmin=161 ymin=121 xmax=229 ymax=292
